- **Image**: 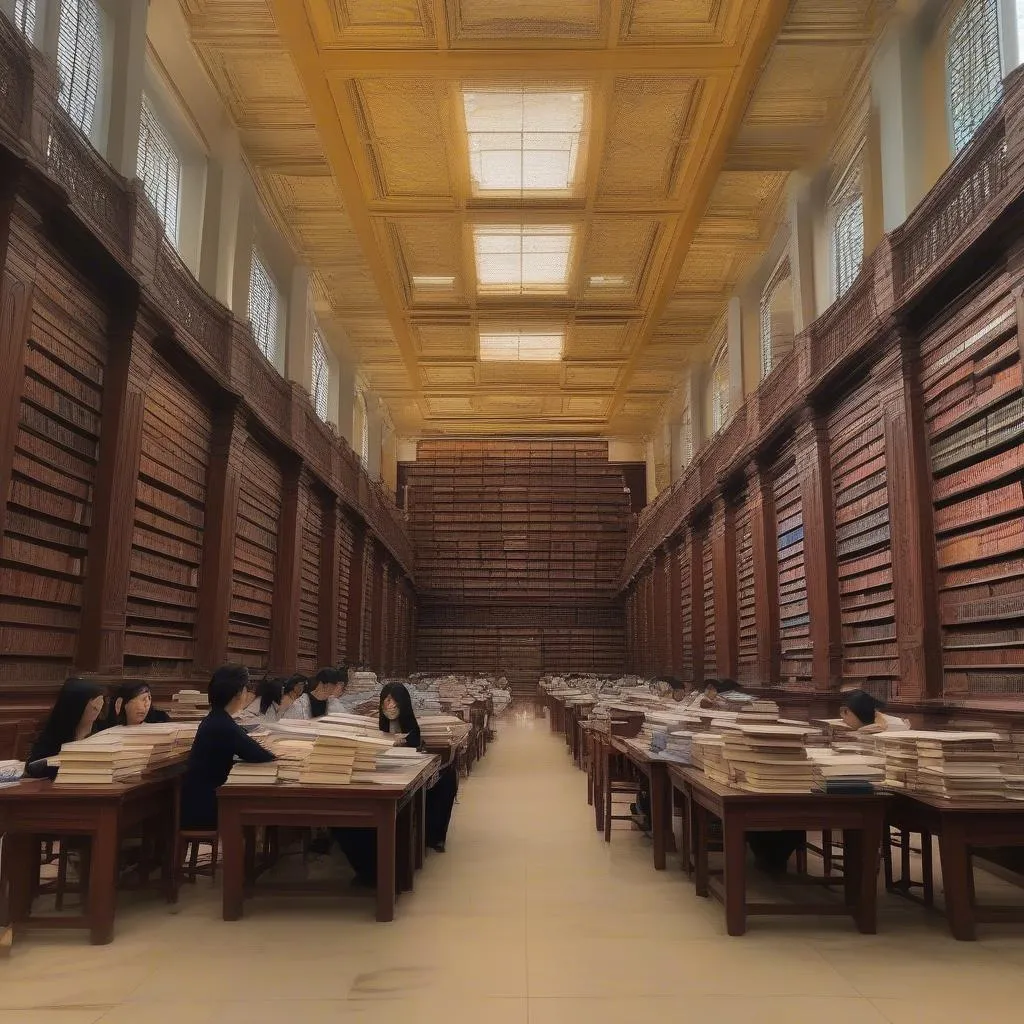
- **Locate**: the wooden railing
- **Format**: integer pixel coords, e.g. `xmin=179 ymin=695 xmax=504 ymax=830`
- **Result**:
xmin=621 ymin=64 xmax=1024 ymax=589
xmin=0 ymin=17 xmax=414 ymax=575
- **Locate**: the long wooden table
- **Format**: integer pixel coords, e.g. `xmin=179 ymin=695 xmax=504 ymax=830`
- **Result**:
xmin=670 ymin=766 xmax=887 ymax=937
xmin=611 ymin=737 xmax=681 ymax=870
xmin=217 ymin=758 xmax=436 ymax=924
xmin=0 ymin=770 xmax=179 ymax=944
xmin=886 ymin=790 xmax=1024 ymax=940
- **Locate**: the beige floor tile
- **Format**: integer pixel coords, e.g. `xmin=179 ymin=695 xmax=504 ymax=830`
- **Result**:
xmin=871 ymin=995 xmax=1021 ymax=1024
xmin=0 ymin=1013 xmax=110 ymax=1024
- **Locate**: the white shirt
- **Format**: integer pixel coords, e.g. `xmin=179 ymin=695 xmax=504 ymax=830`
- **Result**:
xmin=879 ymin=712 xmax=910 ymax=732
xmin=280 ymin=693 xmax=312 ymax=720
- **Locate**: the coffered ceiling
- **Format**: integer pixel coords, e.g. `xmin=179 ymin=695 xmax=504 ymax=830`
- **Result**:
xmin=178 ymin=0 xmax=891 ymax=436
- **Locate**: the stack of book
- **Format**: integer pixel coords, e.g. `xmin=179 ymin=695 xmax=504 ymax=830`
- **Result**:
xmin=722 ymin=724 xmax=815 ymax=794
xmin=53 ymin=739 xmax=149 ymax=785
xmin=875 ymin=733 xmax=923 ymax=790
xmin=419 ymin=715 xmax=472 ymax=748
xmin=346 ymin=670 xmax=378 ymax=695
xmin=223 ymin=761 xmax=279 ymax=785
xmin=807 ymin=748 xmax=885 ymax=792
xmin=103 ymin=724 xmax=184 ymax=771
xmin=664 ymin=730 xmax=696 ymax=763
xmin=169 ymin=690 xmax=208 ymax=721
xmin=915 ymin=732 xmax=1007 ymax=801
xmin=692 ymin=734 xmax=728 ymax=785
xmin=738 ymin=699 xmax=781 ymax=722
xmin=273 ymin=738 xmax=316 ymax=782
xmin=171 ymin=722 xmax=200 ymax=751
xmin=320 ymin=712 xmax=383 ymax=736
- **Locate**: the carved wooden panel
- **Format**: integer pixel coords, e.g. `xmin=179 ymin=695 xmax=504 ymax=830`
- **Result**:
xmin=124 ymin=356 xmax=211 ymax=676
xmin=773 ymin=451 xmax=811 ymax=689
xmin=298 ymin=476 xmax=323 ymax=675
xmin=922 ymin=278 xmax=1024 ymax=699
xmin=335 ymin=510 xmax=356 ymax=665
xmin=676 ymin=537 xmax=694 ymax=683
xmin=227 ymin=439 xmax=282 ymax=669
xmin=360 ymin=539 xmax=375 ymax=664
xmin=701 ymin=527 xmax=715 ymax=677
xmin=735 ymin=491 xmax=757 ymax=685
xmin=0 ymin=229 xmax=108 ymax=683
xmin=829 ymin=379 xmax=897 ymax=700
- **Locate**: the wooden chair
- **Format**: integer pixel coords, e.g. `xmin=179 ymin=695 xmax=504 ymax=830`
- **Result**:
xmin=602 ymin=740 xmax=645 ymax=843
xmin=169 ymin=829 xmax=219 ymax=903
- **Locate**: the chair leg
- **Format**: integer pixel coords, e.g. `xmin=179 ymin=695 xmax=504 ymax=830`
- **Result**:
xmin=882 ymin=828 xmax=894 ymax=890
xmin=822 ymin=829 xmax=833 ymax=875
xmin=55 ymin=847 xmax=69 ymax=911
xmin=603 ymin=772 xmax=613 ymax=843
xmin=187 ymin=840 xmax=199 ymax=883
xmin=209 ymin=840 xmax=218 ymax=882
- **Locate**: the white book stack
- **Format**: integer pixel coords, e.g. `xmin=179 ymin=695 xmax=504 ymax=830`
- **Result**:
xmin=420 ymin=715 xmax=472 ymax=748
xmin=98 ymin=724 xmax=184 ymax=771
xmin=224 ymin=761 xmax=279 ymax=785
xmin=692 ymin=734 xmax=728 ymax=785
xmin=273 ymin=738 xmax=316 ymax=782
xmin=914 ymin=733 xmax=1007 ymax=801
xmin=346 ymin=670 xmax=378 ymax=695
xmin=320 ymin=713 xmax=383 ymax=736
xmin=807 ymin=748 xmax=885 ymax=789
xmin=737 ymin=699 xmax=781 ymax=722
xmin=171 ymin=722 xmax=201 ymax=751
xmin=665 ymin=730 xmax=696 ymax=763
xmin=169 ymin=689 xmax=209 ymax=721
xmin=53 ymin=739 xmax=149 ymax=785
xmin=722 ymin=724 xmax=816 ymax=794
xmin=874 ymin=733 xmax=923 ymax=790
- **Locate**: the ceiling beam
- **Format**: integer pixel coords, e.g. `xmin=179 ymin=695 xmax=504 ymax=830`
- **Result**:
xmin=268 ymin=0 xmax=422 ymax=391
xmin=607 ymin=0 xmax=792 ymax=420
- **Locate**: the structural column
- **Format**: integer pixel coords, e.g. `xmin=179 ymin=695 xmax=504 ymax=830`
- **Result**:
xmin=687 ymin=367 xmax=706 ymax=454
xmin=747 ymin=463 xmax=779 ymax=687
xmin=652 ymin=547 xmax=668 ymax=676
xmin=345 ymin=520 xmax=367 ymax=664
xmin=711 ymin=497 xmax=737 ymax=680
xmin=285 ymin=265 xmax=313 ymax=393
xmin=78 ymin=306 xmax=154 ymax=673
xmin=319 ymin=494 xmax=341 ymax=667
xmin=0 ymin=272 xmax=33 ymax=543
xmin=369 ymin=539 xmax=385 ymax=671
xmin=668 ymin=536 xmax=684 ymax=679
xmin=269 ymin=460 xmax=305 ymax=673
xmin=105 ymin=0 xmax=150 ymax=179
xmin=797 ymin=415 xmax=842 ymax=691
xmin=688 ymin=526 xmax=705 ymax=687
xmin=878 ymin=335 xmax=942 ymax=700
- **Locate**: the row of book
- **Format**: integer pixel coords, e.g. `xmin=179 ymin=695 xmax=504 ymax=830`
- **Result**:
xmin=52 ymin=724 xmax=199 ymax=785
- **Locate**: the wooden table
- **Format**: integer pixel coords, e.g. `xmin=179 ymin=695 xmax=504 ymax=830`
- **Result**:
xmin=0 ymin=771 xmax=179 ymax=944
xmin=670 ymin=766 xmax=886 ymax=936
xmin=886 ymin=791 xmax=1024 ymax=940
xmin=217 ymin=759 xmax=436 ymax=924
xmin=611 ymin=737 xmax=679 ymax=870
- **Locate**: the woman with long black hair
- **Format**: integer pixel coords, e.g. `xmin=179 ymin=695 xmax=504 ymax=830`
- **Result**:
xmin=25 ymin=677 xmax=106 ymax=779
xmin=99 ymin=681 xmax=171 ymax=730
xmin=281 ymin=668 xmax=342 ymax=721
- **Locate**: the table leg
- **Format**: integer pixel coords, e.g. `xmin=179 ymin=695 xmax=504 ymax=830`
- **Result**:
xmin=414 ymin=787 xmax=426 ymax=871
xmin=396 ymin=801 xmax=414 ymax=893
xmin=650 ymin=766 xmax=668 ymax=871
xmin=5 ymin=834 xmax=36 ymax=928
xmin=938 ymin=825 xmax=975 ymax=941
xmin=376 ymin=804 xmax=397 ymax=923
xmin=694 ymin=803 xmax=709 ymax=898
xmin=722 ymin=818 xmax=746 ymax=937
xmin=220 ymin=806 xmax=245 ymax=923
xmin=857 ymin=819 xmax=882 ymax=935
xmin=922 ymin=831 xmax=934 ymax=907
xmin=243 ymin=827 xmax=257 ymax=893
xmin=88 ymin=811 xmax=120 ymax=945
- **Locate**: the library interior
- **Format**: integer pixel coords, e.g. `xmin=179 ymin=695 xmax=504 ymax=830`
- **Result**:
xmin=4 ymin=0 xmax=1024 ymax=1021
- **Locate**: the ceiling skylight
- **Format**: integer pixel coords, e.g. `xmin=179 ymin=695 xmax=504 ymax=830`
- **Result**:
xmin=473 ymin=225 xmax=574 ymax=295
xmin=463 ymin=89 xmax=587 ymax=196
xmin=479 ymin=327 xmax=564 ymax=363
xmin=412 ymin=275 xmax=456 ymax=290
xmin=588 ymin=274 xmax=629 ymax=288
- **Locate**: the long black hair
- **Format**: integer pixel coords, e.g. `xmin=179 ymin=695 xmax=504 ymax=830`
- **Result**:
xmin=258 ymin=674 xmax=306 ymax=714
xmin=307 ymin=667 xmax=343 ymax=718
xmin=36 ymin=677 xmax=105 ymax=750
xmin=379 ymin=682 xmax=418 ymax=735
xmin=841 ymin=689 xmax=882 ymax=727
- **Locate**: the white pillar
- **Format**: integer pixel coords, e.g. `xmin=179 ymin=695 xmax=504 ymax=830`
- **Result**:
xmin=687 ymin=365 xmax=706 ymax=453
xmin=726 ymin=295 xmax=745 ymax=412
xmin=1 ymin=1 xmax=16 ymax=24
xmin=285 ymin=265 xmax=313 ymax=392
xmin=105 ymin=0 xmax=148 ymax=179
xmin=787 ymin=177 xmax=817 ymax=333
xmin=670 ymin=418 xmax=688 ymax=482
xmin=872 ymin=24 xmax=925 ymax=230
xmin=336 ymin=362 xmax=356 ymax=445
xmin=365 ymin=398 xmax=384 ymax=481
xmin=199 ymin=129 xmax=245 ymax=308
xmin=999 ymin=0 xmax=1020 ymax=72
xmin=644 ymin=439 xmax=658 ymax=503
xmin=41 ymin=0 xmax=60 ymax=61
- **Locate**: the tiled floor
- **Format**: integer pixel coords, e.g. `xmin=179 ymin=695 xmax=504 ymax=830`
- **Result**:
xmin=3 ymin=706 xmax=1024 ymax=1022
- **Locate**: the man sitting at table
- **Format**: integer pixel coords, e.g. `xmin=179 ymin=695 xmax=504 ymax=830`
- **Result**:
xmin=180 ymin=665 xmax=276 ymax=830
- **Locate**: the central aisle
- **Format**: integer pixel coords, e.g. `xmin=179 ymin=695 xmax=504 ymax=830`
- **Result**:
xmin=2 ymin=707 xmax=1023 ymax=1024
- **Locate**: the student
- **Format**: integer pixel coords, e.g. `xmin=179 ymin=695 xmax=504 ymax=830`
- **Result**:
xmin=25 ymin=678 xmax=106 ymax=779
xmin=245 ymin=674 xmax=306 ymax=725
xmin=101 ymin=681 xmax=171 ymax=729
xmin=179 ymin=665 xmax=276 ymax=830
xmin=702 ymin=678 xmax=753 ymax=709
xmin=282 ymin=668 xmax=341 ymax=720
xmin=840 ymin=689 xmax=910 ymax=734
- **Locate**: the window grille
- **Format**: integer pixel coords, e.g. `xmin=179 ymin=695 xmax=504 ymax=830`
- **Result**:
xmin=359 ymin=393 xmax=370 ymax=465
xmin=947 ymin=0 xmax=1003 ymax=154
xmin=312 ymin=330 xmax=329 ymax=420
xmin=14 ymin=0 xmax=36 ymax=39
xmin=710 ymin=340 xmax=729 ymax=434
xmin=137 ymin=97 xmax=182 ymax=245
xmin=57 ymin=0 xmax=103 ymax=137
xmin=680 ymin=407 xmax=693 ymax=466
xmin=830 ymin=159 xmax=865 ymax=298
xmin=248 ymin=252 xmax=280 ymax=368
xmin=760 ymin=255 xmax=793 ymax=380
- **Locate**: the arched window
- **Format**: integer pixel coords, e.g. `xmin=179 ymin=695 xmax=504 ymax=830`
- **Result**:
xmin=947 ymin=0 xmax=1003 ymax=154
xmin=137 ymin=97 xmax=182 ymax=246
xmin=830 ymin=158 xmax=864 ymax=299
xmin=759 ymin=255 xmax=794 ymax=379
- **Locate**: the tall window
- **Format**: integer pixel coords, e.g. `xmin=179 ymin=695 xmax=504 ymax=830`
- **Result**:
xmin=830 ymin=158 xmax=865 ymax=299
xmin=710 ymin=341 xmax=729 ymax=434
xmin=759 ymin=255 xmax=794 ymax=379
xmin=57 ymin=0 xmax=104 ymax=138
xmin=311 ymin=330 xmax=329 ymax=421
xmin=947 ymin=0 xmax=1003 ymax=154
xmin=248 ymin=251 xmax=281 ymax=368
xmin=137 ymin=97 xmax=182 ymax=246
xmin=14 ymin=0 xmax=36 ymax=39
xmin=359 ymin=392 xmax=370 ymax=465
xmin=679 ymin=407 xmax=693 ymax=468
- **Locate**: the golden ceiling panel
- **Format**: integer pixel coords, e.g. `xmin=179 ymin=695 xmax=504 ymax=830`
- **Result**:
xmin=565 ymin=319 xmax=634 ymax=360
xmin=707 ymin=169 xmax=788 ymax=218
xmin=562 ymin=363 xmax=622 ymax=388
xmin=316 ymin=265 xmax=385 ymax=308
xmin=256 ymin=169 xmax=343 ymax=214
xmin=421 ymin=363 xmax=479 ymax=386
xmin=477 ymin=393 xmax=546 ymax=416
xmin=675 ymin=241 xmax=749 ymax=292
xmin=563 ymin=396 xmax=610 ymax=417
xmin=629 ymin=368 xmax=678 ymax=393
xmin=578 ymin=217 xmax=661 ymax=306
xmin=307 ymin=1 xmax=435 ymax=47
xmin=181 ymin=0 xmax=277 ymax=31
xmin=597 ymin=76 xmax=701 ymax=200
xmin=412 ymin=321 xmax=478 ymax=360
xmin=785 ymin=0 xmax=891 ymax=38
xmin=479 ymin=362 xmax=562 ymax=387
xmin=448 ymin=0 xmax=608 ymax=44
xmin=619 ymin=0 xmax=741 ymax=45
xmin=193 ymin=44 xmax=306 ymax=114
xmin=425 ymin=396 xmax=476 ymax=416
xmin=345 ymin=78 xmax=454 ymax=200
xmin=360 ymin=365 xmax=411 ymax=392
xmin=380 ymin=217 xmax=468 ymax=305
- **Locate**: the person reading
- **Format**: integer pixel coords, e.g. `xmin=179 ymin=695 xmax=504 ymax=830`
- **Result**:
xmin=25 ymin=678 xmax=106 ymax=780
xmin=100 ymin=682 xmax=171 ymax=730
xmin=179 ymin=665 xmax=275 ymax=830
xmin=839 ymin=689 xmax=910 ymax=734
xmin=281 ymin=667 xmax=342 ymax=720
xmin=242 ymin=674 xmax=306 ymax=724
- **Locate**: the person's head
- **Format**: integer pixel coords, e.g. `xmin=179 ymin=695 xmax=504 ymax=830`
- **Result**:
xmin=256 ymin=676 xmax=284 ymax=715
xmin=40 ymin=677 xmax=106 ymax=745
xmin=279 ymin=674 xmax=307 ymax=713
xmin=208 ymin=664 xmax=251 ymax=715
xmin=379 ymin=682 xmax=416 ymax=733
xmin=840 ymin=689 xmax=881 ymax=730
xmin=116 ymin=682 xmax=153 ymax=726
xmin=705 ymin=678 xmax=741 ymax=700
xmin=311 ymin=667 xmax=344 ymax=698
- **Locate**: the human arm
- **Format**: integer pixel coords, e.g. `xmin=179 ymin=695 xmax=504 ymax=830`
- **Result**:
xmin=231 ymin=720 xmax=276 ymax=763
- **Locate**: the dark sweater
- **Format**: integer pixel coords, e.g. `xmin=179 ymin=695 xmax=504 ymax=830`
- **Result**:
xmin=180 ymin=708 xmax=275 ymax=829
xmin=25 ymin=732 xmax=64 ymax=780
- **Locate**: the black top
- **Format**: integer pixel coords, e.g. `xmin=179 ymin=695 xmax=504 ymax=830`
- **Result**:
xmin=180 ymin=708 xmax=275 ymax=829
xmin=388 ymin=720 xmax=421 ymax=749
xmin=25 ymin=734 xmax=63 ymax=780
xmin=145 ymin=707 xmax=172 ymax=724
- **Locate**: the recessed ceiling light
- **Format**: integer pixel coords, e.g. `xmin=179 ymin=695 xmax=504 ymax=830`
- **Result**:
xmin=479 ymin=327 xmax=564 ymax=363
xmin=473 ymin=225 xmax=574 ymax=295
xmin=463 ymin=88 xmax=587 ymax=196
xmin=588 ymin=274 xmax=629 ymax=288
xmin=412 ymin=275 xmax=456 ymax=289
